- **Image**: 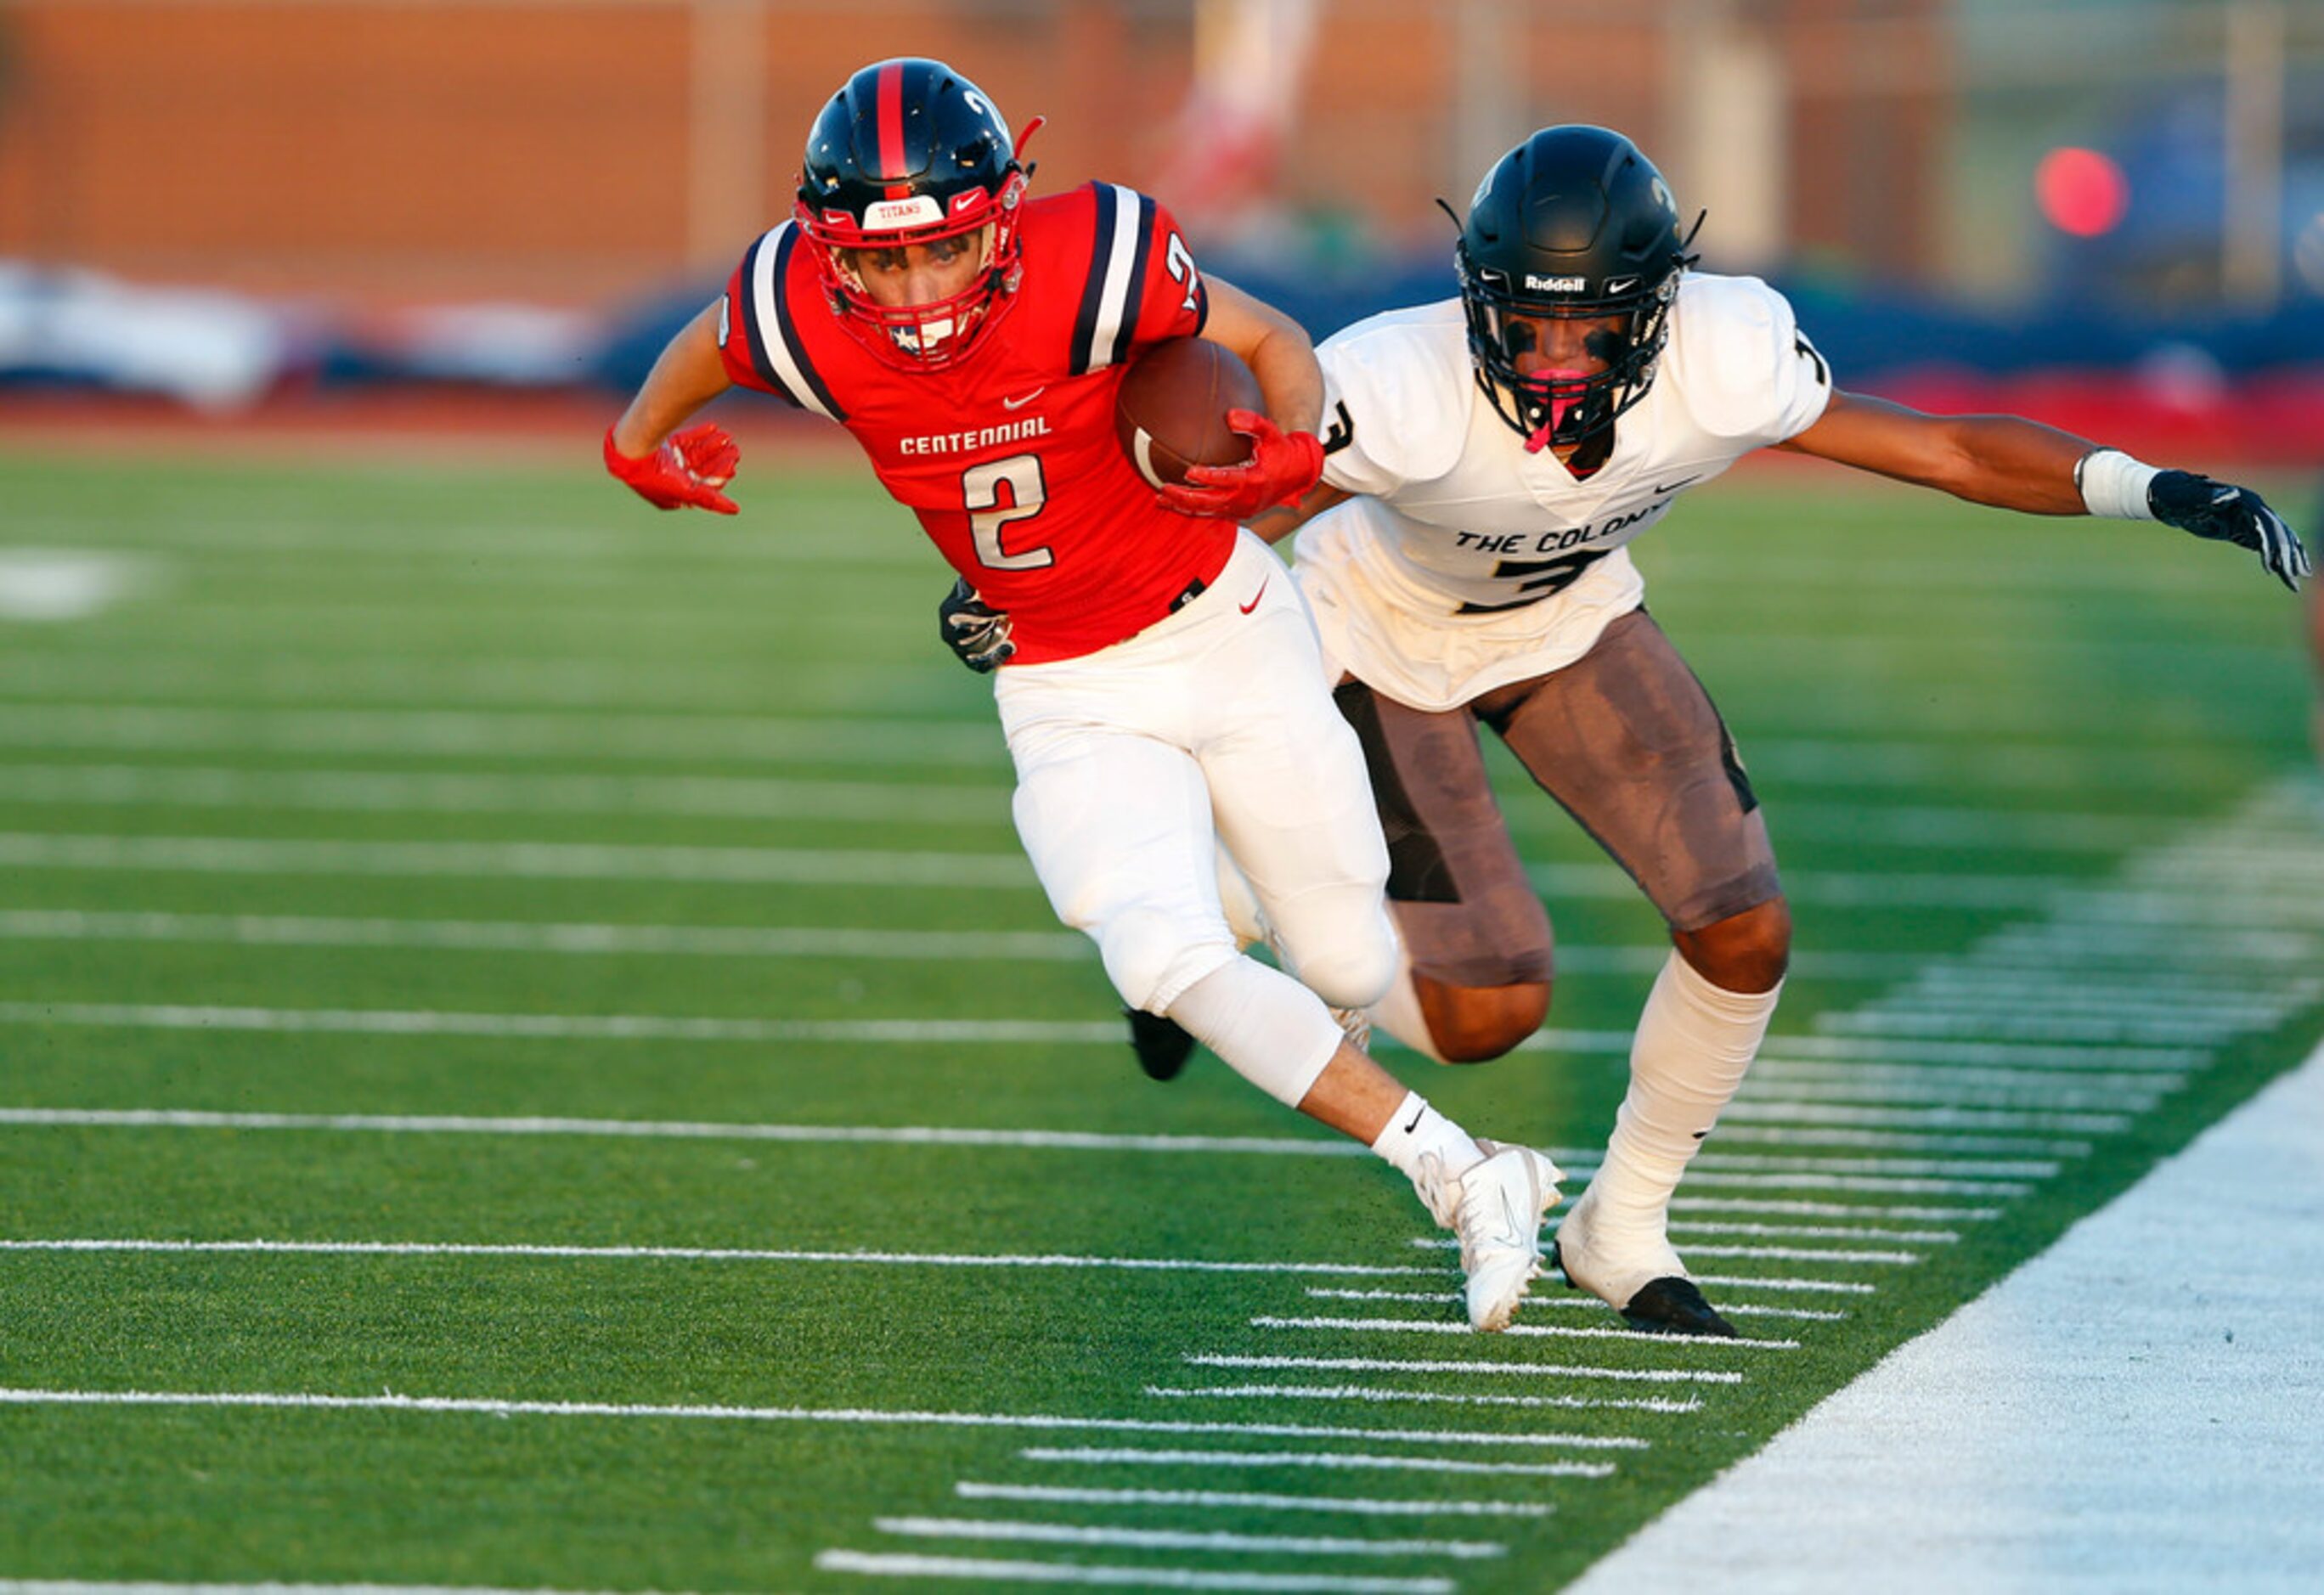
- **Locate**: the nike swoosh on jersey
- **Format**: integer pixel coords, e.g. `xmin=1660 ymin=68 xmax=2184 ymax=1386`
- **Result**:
xmin=1654 ymin=475 xmax=1704 ymax=493
xmin=1239 ymin=576 xmax=1271 ymax=614
xmin=1001 ymin=386 xmax=1047 ymax=411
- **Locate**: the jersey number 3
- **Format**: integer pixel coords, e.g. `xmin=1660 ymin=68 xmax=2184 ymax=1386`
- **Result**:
xmin=962 ymin=454 xmax=1054 ymax=571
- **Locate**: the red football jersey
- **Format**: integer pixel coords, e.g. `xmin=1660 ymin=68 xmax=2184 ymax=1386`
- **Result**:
xmin=718 ymin=183 xmax=1236 ymax=664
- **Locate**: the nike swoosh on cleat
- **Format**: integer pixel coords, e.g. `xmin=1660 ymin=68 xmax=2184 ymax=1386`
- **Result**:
xmin=1239 ymin=577 xmax=1270 ymax=614
xmin=1001 ymin=387 xmax=1046 ymax=411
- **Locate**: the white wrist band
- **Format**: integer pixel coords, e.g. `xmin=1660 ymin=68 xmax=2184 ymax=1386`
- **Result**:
xmin=2077 ymin=448 xmax=2160 ymax=520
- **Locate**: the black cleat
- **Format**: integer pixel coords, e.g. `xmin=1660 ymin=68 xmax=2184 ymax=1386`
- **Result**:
xmin=1619 ymin=1276 xmax=1739 ymax=1339
xmin=1125 ymin=1007 xmax=1197 ymax=1082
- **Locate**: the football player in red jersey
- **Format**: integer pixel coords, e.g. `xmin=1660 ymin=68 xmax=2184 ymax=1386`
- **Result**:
xmin=605 ymin=58 xmax=1563 ymax=1332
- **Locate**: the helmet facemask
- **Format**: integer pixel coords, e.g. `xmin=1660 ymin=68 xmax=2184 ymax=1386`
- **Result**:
xmin=1458 ymin=256 xmax=1682 ymax=454
xmin=804 ymin=189 xmax=1024 ymax=369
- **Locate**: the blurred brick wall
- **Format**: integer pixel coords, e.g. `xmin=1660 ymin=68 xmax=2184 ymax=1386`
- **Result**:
xmin=0 ymin=0 xmax=1944 ymax=306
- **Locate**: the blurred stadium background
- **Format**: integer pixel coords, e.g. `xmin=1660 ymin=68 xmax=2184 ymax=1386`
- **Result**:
xmin=2 ymin=0 xmax=2321 ymax=457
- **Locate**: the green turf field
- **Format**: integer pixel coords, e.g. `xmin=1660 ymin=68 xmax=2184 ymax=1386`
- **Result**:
xmin=0 ymin=449 xmax=2319 ymax=1593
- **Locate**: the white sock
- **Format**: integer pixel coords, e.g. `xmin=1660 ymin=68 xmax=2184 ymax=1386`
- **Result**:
xmin=1368 ymin=1089 xmax=1483 ymax=1181
xmin=1364 ymin=942 xmax=1450 ymax=1064
xmin=1578 ymin=950 xmax=1780 ymax=1295
xmin=1164 ymin=956 xmax=1344 ymax=1108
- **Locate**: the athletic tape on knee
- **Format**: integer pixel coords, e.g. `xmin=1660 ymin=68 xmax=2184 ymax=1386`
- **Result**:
xmin=1165 ymin=956 xmax=1345 ymax=1107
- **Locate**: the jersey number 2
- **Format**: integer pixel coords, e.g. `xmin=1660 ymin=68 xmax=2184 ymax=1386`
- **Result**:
xmin=962 ymin=454 xmax=1054 ymax=571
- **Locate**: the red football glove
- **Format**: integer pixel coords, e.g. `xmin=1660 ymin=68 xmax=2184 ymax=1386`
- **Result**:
xmin=603 ymin=423 xmax=740 ymax=515
xmin=1158 ymin=409 xmax=1325 ymax=521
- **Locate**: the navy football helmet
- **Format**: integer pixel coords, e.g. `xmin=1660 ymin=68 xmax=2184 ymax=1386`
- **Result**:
xmin=1455 ymin=126 xmax=1700 ymax=453
xmin=794 ymin=58 xmax=1037 ymax=367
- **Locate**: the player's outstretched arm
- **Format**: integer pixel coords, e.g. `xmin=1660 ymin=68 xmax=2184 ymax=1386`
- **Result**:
xmin=604 ymin=301 xmax=742 ymax=515
xmin=1163 ymin=279 xmax=1328 ymax=521
xmin=1781 ymin=390 xmax=2309 ymax=589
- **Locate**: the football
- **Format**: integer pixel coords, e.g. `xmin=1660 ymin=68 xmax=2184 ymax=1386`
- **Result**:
xmin=1114 ymin=336 xmax=1262 ymax=489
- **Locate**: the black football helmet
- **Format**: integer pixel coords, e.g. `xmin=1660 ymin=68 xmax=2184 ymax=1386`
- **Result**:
xmin=794 ymin=58 xmax=1038 ymax=368
xmin=1454 ymin=126 xmax=1700 ymax=453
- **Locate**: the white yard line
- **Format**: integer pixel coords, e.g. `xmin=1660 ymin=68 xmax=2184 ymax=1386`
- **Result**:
xmin=0 ymin=1003 xmax=1118 ymax=1044
xmin=0 ymin=1586 xmax=687 ymax=1595
xmin=951 ymin=1482 xmax=1554 ymax=1519
xmin=1293 ymin=1292 xmax=1847 ymax=1322
xmin=0 ymin=1388 xmax=1636 ymax=1450
xmin=0 ymin=764 xmax=1015 ymax=824
xmin=1179 ymin=1355 xmax=1741 ymax=1385
xmin=0 ymin=1107 xmax=1366 ymax=1158
xmin=0 ymin=910 xmax=1089 ymax=962
xmin=870 ymin=1516 xmax=1505 ymax=1560
xmin=1015 ymin=1448 xmax=1612 ymax=1479
xmin=0 ymin=833 xmax=1036 ymax=887
xmin=1567 ymin=1032 xmax=2324 ymax=1594
xmin=0 ymin=1238 xmax=1437 ymax=1277
xmin=1250 ymin=1317 xmax=1798 ymax=1350
xmin=815 ymin=1550 xmax=1452 ymax=1593
xmin=1145 ymin=1384 xmax=1699 ymax=1416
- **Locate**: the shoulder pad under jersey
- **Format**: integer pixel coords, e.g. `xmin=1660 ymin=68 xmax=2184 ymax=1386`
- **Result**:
xmin=1664 ymin=272 xmax=1832 ymax=446
xmin=1316 ymin=300 xmax=1476 ymax=494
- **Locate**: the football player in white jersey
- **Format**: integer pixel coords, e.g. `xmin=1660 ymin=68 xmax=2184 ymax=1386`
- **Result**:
xmin=945 ymin=124 xmax=2308 ymax=1338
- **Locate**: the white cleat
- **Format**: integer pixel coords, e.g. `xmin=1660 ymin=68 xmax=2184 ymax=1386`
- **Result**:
xmin=1418 ymin=1139 xmax=1562 ymax=1332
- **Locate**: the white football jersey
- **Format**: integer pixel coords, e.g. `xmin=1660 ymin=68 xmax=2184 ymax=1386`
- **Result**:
xmin=1295 ymin=272 xmax=1833 ymax=710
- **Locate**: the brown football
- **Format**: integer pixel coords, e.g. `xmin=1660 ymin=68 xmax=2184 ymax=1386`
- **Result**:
xmin=1114 ymin=336 xmax=1263 ymax=489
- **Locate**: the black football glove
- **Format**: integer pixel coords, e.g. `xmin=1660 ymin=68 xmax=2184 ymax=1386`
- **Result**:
xmin=939 ymin=577 xmax=1015 ymax=674
xmin=2148 ymin=471 xmax=2310 ymax=591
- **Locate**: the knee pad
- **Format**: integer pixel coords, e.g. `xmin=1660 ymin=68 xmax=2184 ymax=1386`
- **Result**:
xmin=1100 ymin=905 xmax=1235 ymax=1014
xmin=1275 ymin=901 xmax=1399 ymax=1011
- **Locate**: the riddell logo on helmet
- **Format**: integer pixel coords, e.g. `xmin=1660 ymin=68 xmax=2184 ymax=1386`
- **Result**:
xmin=1526 ymin=274 xmax=1588 ymax=292
xmin=863 ymin=196 xmax=945 ymax=229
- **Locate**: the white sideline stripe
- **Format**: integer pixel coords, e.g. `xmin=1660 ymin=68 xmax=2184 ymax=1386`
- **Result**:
xmin=815 ymin=1550 xmax=1451 ymax=1592
xmin=1018 ymin=1448 xmax=1614 ymax=1479
xmin=1145 ymin=1384 xmax=1699 ymax=1415
xmin=1670 ymin=1223 xmax=1960 ymax=1244
xmin=1566 ymin=1032 xmax=2324 ymax=1592
xmin=1294 ymin=1292 xmax=1847 ymax=1322
xmin=953 ymin=1482 xmax=1554 ymax=1519
xmin=1253 ymin=1317 xmax=1799 ymax=1350
xmin=0 ymin=832 xmax=1036 ymax=888
xmin=0 ymin=1238 xmax=1439 ymax=1277
xmin=0 ymin=764 xmax=1016 ymax=825
xmin=0 ymin=909 xmax=1089 ymax=962
xmin=1735 ymin=1079 xmax=2168 ymax=1113
xmin=1756 ymin=1057 xmax=2189 ymax=1088
xmin=0 ymin=1003 xmax=1125 ymax=1045
xmin=0 ymin=1108 xmax=1364 ymax=1159
xmin=1181 ymin=1355 xmax=1741 ymax=1385
xmin=872 ymin=1515 xmax=1506 ymax=1560
xmin=0 ymin=1387 xmax=1637 ymax=1449
xmin=1652 ymin=1153 xmax=2061 ymax=1179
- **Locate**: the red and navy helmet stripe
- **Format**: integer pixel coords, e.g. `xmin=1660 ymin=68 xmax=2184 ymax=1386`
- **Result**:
xmin=874 ymin=59 xmax=907 ymax=193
